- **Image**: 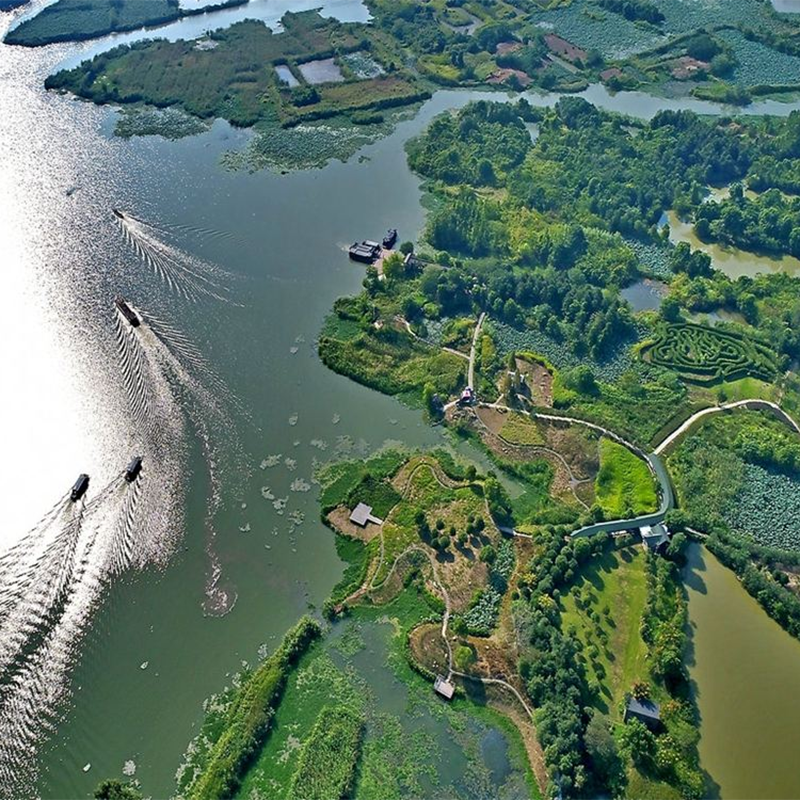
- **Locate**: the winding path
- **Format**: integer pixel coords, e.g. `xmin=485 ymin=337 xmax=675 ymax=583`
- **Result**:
xmin=653 ymin=399 xmax=800 ymax=455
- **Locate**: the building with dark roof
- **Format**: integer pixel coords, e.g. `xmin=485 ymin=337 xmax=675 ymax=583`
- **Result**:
xmin=624 ymin=697 xmax=661 ymax=730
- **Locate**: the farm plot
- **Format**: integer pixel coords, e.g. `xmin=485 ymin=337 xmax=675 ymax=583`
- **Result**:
xmin=727 ymin=463 xmax=800 ymax=550
xmin=642 ymin=322 xmax=778 ymax=382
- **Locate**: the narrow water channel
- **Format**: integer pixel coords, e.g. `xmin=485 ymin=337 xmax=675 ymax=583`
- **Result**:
xmin=684 ymin=544 xmax=800 ymax=800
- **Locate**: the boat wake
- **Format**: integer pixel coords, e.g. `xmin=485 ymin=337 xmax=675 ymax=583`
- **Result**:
xmin=116 ymin=210 xmax=237 ymax=304
xmin=0 ymin=472 xmax=145 ymax=796
xmin=0 ymin=294 xmax=248 ymax=793
xmin=114 ymin=300 xmax=246 ymax=609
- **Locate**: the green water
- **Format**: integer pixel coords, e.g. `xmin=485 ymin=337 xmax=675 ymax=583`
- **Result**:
xmin=685 ymin=544 xmax=800 ymax=799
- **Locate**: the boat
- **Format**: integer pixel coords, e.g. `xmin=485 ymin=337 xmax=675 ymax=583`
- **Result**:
xmin=349 ymin=242 xmax=379 ymax=264
xmin=124 ymin=456 xmax=143 ymax=483
xmin=70 ymin=474 xmax=90 ymax=502
xmin=112 ymin=208 xmax=125 ymax=220
xmin=382 ymin=228 xmax=398 ymax=249
xmin=115 ymin=295 xmax=141 ymax=328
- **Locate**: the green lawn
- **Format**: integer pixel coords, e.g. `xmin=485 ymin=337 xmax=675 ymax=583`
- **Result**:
xmin=560 ymin=547 xmax=649 ymax=717
xmin=595 ymin=439 xmax=657 ymax=519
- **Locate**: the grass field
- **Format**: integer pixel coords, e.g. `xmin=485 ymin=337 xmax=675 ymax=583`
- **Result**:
xmin=595 ymin=440 xmax=657 ymax=518
xmin=560 ymin=547 xmax=649 ymax=716
xmin=499 ymin=413 xmax=544 ymax=446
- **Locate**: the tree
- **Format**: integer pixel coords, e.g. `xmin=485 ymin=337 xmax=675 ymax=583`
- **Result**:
xmin=585 ymin=713 xmax=624 ymax=792
xmin=661 ymin=294 xmax=682 ymax=322
xmin=480 ymin=544 xmax=496 ymax=563
xmin=383 ymin=251 xmax=405 ymax=282
xmin=399 ymin=240 xmax=415 ymax=255
xmin=562 ymin=364 xmax=598 ymax=395
xmin=631 ymin=680 xmax=650 ymax=701
xmin=423 ymin=382 xmax=443 ymax=419
xmin=454 ymin=644 xmax=476 ymax=671
xmin=94 ymin=781 xmax=142 ymax=800
xmin=620 ymin=719 xmax=656 ymax=770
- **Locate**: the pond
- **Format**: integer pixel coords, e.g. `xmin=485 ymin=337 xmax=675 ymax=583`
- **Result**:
xmin=665 ymin=210 xmax=800 ymax=278
xmin=620 ymin=278 xmax=668 ymax=312
xmin=297 ymin=56 xmax=344 ymax=84
xmin=684 ymin=544 xmax=800 ymax=800
xmin=274 ymin=63 xmax=298 ymax=87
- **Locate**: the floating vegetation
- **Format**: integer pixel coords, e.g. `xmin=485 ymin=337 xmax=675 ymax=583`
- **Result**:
xmin=536 ymin=0 xmax=663 ymax=58
xmin=490 ymin=320 xmax=639 ymax=383
xmin=341 ymin=51 xmax=385 ymax=79
xmin=290 ymin=478 xmax=311 ymax=493
xmin=626 ymin=238 xmax=674 ymax=280
xmin=285 ymin=457 xmax=297 ymax=471
xmin=332 ymin=413 xmax=340 ymax=425
xmin=289 ymin=413 xmax=299 ymax=427
xmin=261 ymin=454 xmax=282 ymax=469
xmin=222 ymin=119 xmax=387 ymax=173
xmin=717 ymin=29 xmax=800 ymax=87
xmin=727 ymin=463 xmax=800 ymax=550
xmin=310 ymin=438 xmax=328 ymax=451
xmin=261 ymin=486 xmax=275 ymax=501
xmin=115 ymin=107 xmax=211 ymax=140
xmin=273 ymin=497 xmax=288 ymax=515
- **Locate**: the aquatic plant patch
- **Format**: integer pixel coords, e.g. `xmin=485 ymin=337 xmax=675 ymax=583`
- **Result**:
xmin=287 ymin=705 xmax=364 ymax=800
xmin=642 ymin=322 xmax=778 ymax=382
xmin=727 ymin=463 xmax=800 ymax=550
xmin=114 ymin=107 xmax=210 ymax=140
xmin=341 ymin=51 xmax=385 ymax=79
xmin=489 ymin=320 xmax=639 ymax=384
xmin=176 ymin=617 xmax=322 ymax=800
xmin=717 ymin=29 xmax=800 ymax=88
xmin=625 ymin=238 xmax=674 ymax=280
xmin=536 ymin=0 xmax=663 ymax=58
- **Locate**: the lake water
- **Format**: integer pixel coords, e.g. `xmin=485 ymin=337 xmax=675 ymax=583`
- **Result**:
xmin=666 ymin=210 xmax=800 ymax=278
xmin=685 ymin=545 xmax=800 ymax=799
xmin=2 ymin=1 xmax=800 ymax=795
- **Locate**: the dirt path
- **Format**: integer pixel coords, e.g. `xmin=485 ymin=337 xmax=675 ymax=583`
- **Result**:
xmin=468 ymin=312 xmax=486 ymax=389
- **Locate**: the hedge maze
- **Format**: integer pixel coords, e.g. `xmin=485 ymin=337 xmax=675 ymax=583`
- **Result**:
xmin=642 ymin=322 xmax=778 ymax=382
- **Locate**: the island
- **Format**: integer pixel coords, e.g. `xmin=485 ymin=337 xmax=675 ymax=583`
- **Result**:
xmin=36 ymin=0 xmax=800 ymax=168
xmin=4 ymin=0 xmax=247 ymax=48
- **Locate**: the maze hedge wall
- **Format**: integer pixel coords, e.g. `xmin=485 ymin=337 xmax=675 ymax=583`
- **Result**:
xmin=641 ymin=322 xmax=778 ymax=382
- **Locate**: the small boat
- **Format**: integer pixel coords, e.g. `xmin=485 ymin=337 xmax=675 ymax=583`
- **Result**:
xmin=382 ymin=228 xmax=397 ymax=249
xmin=115 ymin=295 xmax=141 ymax=328
xmin=70 ymin=474 xmax=90 ymax=503
xmin=124 ymin=456 xmax=143 ymax=483
xmin=112 ymin=208 xmax=125 ymax=220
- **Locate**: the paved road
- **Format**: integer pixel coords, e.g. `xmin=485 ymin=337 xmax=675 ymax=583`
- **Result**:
xmin=654 ymin=398 xmax=800 ymax=455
